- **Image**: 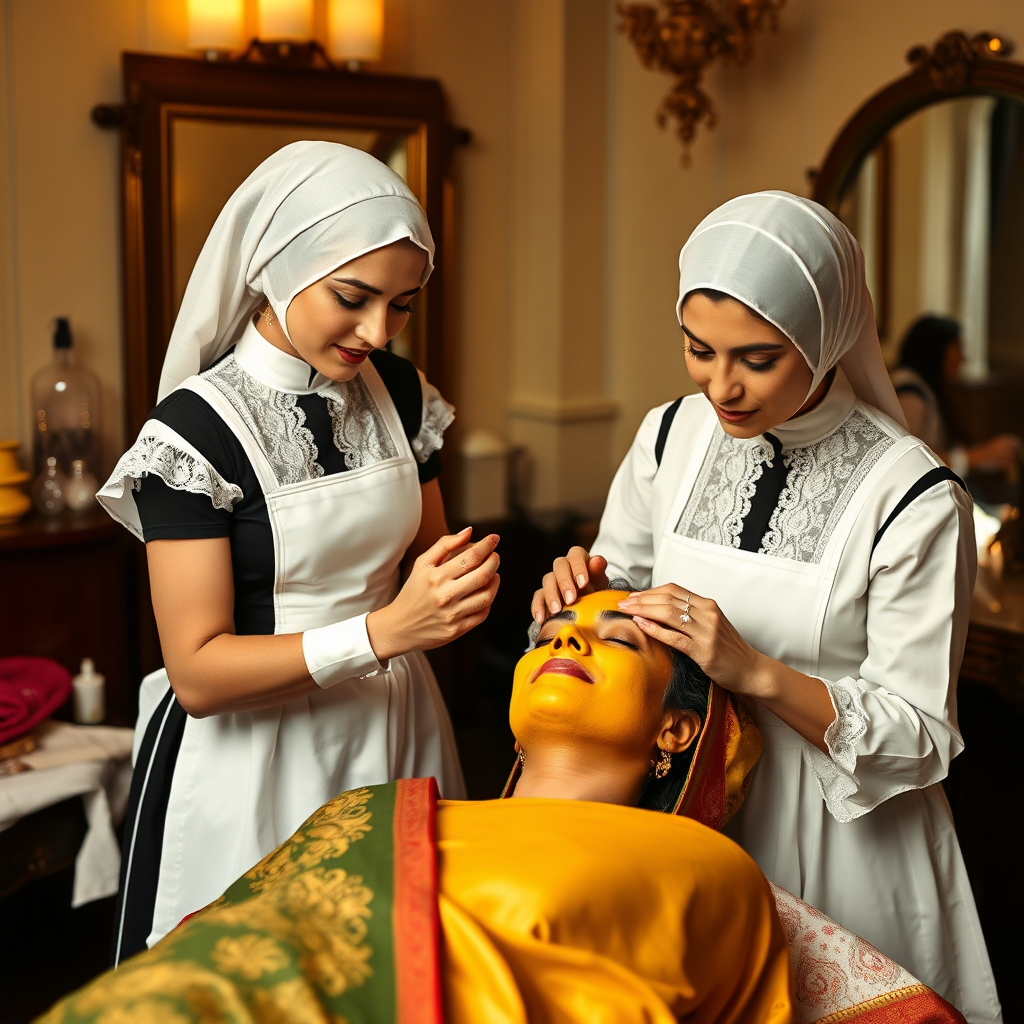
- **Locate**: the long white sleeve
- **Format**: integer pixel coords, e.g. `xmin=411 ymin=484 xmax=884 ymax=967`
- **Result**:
xmin=804 ymin=478 xmax=976 ymax=822
xmin=592 ymin=404 xmax=668 ymax=587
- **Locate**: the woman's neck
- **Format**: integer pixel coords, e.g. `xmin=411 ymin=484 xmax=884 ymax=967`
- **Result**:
xmin=788 ymin=367 xmax=836 ymax=421
xmin=511 ymin=746 xmax=646 ymax=806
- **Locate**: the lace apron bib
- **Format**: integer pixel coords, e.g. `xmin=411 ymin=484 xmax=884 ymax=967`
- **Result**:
xmin=131 ymin=359 xmax=461 ymax=945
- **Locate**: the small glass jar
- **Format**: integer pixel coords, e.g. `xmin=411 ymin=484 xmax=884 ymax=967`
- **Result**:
xmin=65 ymin=459 xmax=98 ymax=512
xmin=33 ymin=456 xmax=66 ymax=515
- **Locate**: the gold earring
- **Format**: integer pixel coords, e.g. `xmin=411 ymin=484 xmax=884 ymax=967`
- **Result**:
xmin=517 ymin=749 xmax=526 ymax=767
xmin=653 ymin=749 xmax=672 ymax=779
xmin=260 ymin=304 xmax=275 ymax=327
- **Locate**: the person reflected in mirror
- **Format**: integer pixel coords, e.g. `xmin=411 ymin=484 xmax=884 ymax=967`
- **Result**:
xmin=891 ymin=314 xmax=1022 ymax=482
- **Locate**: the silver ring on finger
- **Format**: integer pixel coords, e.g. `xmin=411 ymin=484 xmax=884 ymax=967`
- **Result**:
xmin=680 ymin=592 xmax=691 ymax=625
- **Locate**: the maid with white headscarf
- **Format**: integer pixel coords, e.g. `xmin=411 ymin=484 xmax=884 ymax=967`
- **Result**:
xmin=98 ymin=142 xmax=492 ymax=962
xmin=533 ymin=192 xmax=1000 ymax=1020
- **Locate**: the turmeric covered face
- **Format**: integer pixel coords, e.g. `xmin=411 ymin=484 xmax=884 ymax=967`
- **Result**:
xmin=510 ymin=591 xmax=677 ymax=760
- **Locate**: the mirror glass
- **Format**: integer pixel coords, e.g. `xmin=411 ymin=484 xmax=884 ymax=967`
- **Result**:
xmin=171 ymin=118 xmax=416 ymax=359
xmin=839 ymin=96 xmax=1024 ymax=470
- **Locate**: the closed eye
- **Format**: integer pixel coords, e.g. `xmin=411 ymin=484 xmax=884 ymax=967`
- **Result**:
xmin=390 ymin=301 xmax=415 ymax=314
xmin=333 ymin=290 xmax=365 ymax=311
xmin=604 ymin=636 xmax=639 ymax=650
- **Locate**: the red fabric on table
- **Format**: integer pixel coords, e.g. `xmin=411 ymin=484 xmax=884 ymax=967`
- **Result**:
xmin=0 ymin=657 xmax=72 ymax=744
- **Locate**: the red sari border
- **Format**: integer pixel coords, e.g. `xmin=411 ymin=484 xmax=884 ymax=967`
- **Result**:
xmin=392 ymin=777 xmax=443 ymax=1024
xmin=817 ymin=985 xmax=967 ymax=1024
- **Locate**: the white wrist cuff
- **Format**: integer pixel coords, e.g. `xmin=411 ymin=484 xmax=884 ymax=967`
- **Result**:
xmin=302 ymin=613 xmax=387 ymax=689
xmin=948 ymin=445 xmax=969 ymax=479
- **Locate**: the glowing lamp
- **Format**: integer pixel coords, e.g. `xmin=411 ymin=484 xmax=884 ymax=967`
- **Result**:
xmin=329 ymin=0 xmax=384 ymax=64
xmin=259 ymin=0 xmax=314 ymax=41
xmin=187 ymin=0 xmax=244 ymax=52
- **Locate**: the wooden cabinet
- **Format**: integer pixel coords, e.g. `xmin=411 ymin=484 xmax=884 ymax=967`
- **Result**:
xmin=0 ymin=508 xmax=159 ymax=725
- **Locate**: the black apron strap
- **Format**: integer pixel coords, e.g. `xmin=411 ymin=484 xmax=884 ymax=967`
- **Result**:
xmin=871 ymin=466 xmax=966 ymax=555
xmin=654 ymin=398 xmax=684 ymax=469
xmin=110 ymin=688 xmax=188 ymax=967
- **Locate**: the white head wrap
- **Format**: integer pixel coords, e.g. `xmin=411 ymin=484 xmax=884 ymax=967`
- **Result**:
xmin=676 ymin=191 xmax=907 ymax=428
xmin=158 ymin=140 xmax=434 ymax=401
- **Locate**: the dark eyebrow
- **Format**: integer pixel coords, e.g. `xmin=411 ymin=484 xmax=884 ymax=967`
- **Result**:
xmin=680 ymin=322 xmax=784 ymax=354
xmin=333 ymin=277 xmax=421 ymax=298
xmin=599 ymin=610 xmax=637 ymax=623
xmin=542 ymin=610 xmax=577 ymax=627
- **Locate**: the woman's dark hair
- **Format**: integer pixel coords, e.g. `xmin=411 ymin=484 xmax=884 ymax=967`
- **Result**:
xmin=896 ymin=315 xmax=961 ymax=428
xmin=603 ymin=579 xmax=711 ymax=813
xmin=683 ymin=287 xmax=771 ymax=326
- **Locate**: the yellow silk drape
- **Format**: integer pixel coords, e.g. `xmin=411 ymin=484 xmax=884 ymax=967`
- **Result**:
xmin=438 ymin=798 xmax=793 ymax=1024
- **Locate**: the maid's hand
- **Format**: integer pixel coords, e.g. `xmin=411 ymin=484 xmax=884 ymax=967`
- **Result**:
xmin=530 ymin=546 xmax=609 ymax=624
xmin=367 ymin=528 xmax=500 ymax=661
xmin=616 ymin=584 xmax=766 ymax=696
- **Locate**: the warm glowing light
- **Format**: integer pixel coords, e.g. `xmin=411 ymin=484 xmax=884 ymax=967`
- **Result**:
xmin=187 ymin=0 xmax=244 ymax=51
xmin=989 ymin=37 xmax=1001 ymax=51
xmin=54 ymin=381 xmax=67 ymax=392
xmin=258 ymin=0 xmax=313 ymax=41
xmin=329 ymin=0 xmax=384 ymax=62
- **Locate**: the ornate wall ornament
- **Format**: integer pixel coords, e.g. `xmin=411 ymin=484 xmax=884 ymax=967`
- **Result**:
xmin=906 ymin=30 xmax=1013 ymax=91
xmin=617 ymin=0 xmax=786 ymax=166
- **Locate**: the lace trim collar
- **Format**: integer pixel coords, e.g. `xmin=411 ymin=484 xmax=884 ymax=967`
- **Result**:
xmin=234 ymin=319 xmax=333 ymax=395
xmin=771 ymin=366 xmax=857 ymax=449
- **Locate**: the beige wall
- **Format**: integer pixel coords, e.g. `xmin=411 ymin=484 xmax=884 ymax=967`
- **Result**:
xmin=3 ymin=0 xmax=1024 ymax=508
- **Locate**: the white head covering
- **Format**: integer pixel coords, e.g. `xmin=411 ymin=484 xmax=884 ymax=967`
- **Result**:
xmin=158 ymin=141 xmax=434 ymax=401
xmin=676 ymin=191 xmax=907 ymax=428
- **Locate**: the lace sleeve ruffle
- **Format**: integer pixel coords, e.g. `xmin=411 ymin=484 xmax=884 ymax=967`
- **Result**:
xmin=97 ymin=425 xmax=242 ymax=540
xmin=801 ymin=675 xmax=869 ymax=824
xmin=411 ymin=379 xmax=455 ymax=464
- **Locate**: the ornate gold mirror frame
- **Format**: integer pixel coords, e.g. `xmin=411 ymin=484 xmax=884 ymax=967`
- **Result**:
xmin=94 ymin=53 xmax=460 ymax=441
xmin=811 ymin=31 xmax=1020 ymax=211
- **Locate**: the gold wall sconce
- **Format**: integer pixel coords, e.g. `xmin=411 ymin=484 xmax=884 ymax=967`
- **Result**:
xmin=618 ymin=0 xmax=786 ymax=165
xmin=186 ymin=0 xmax=383 ymax=69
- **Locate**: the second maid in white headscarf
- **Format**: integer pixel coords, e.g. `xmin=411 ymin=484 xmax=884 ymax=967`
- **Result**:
xmin=98 ymin=142 xmax=498 ymax=962
xmin=531 ymin=192 xmax=1001 ymax=1021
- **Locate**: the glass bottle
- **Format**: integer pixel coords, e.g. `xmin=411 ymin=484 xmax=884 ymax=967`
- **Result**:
xmin=30 ymin=318 xmax=102 ymax=477
xmin=32 ymin=456 xmax=66 ymax=515
xmin=65 ymin=459 xmax=99 ymax=512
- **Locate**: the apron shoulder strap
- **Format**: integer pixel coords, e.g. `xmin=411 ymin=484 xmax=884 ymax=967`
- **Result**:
xmin=871 ymin=466 xmax=966 ymax=554
xmin=655 ymin=397 xmax=684 ymax=470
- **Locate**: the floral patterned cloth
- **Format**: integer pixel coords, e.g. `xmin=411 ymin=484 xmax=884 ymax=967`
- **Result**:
xmin=771 ymin=884 xmax=966 ymax=1024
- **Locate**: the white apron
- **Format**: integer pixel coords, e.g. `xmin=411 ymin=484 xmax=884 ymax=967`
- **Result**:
xmin=645 ymin=409 xmax=999 ymax=1020
xmin=132 ymin=359 xmax=464 ymax=947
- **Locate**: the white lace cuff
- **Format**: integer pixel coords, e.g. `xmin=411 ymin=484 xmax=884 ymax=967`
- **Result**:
xmin=802 ymin=675 xmax=869 ymax=824
xmin=97 ymin=421 xmax=242 ymax=541
xmin=411 ymin=378 xmax=455 ymax=464
xmin=302 ymin=613 xmax=387 ymax=688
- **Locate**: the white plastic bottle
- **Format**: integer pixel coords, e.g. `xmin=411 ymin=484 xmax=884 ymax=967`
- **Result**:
xmin=72 ymin=658 xmax=105 ymax=724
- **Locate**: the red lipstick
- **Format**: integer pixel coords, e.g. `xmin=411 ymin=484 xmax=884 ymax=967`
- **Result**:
xmin=336 ymin=346 xmax=369 ymax=365
xmin=715 ymin=405 xmax=756 ymax=424
xmin=532 ymin=658 xmax=593 ymax=684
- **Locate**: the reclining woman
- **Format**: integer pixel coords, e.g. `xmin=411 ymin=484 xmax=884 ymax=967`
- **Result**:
xmin=40 ymin=591 xmax=964 ymax=1024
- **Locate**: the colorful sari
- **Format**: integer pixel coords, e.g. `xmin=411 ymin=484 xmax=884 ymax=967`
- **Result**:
xmin=39 ymin=779 xmax=443 ymax=1024
xmin=38 ymin=759 xmax=968 ymax=1024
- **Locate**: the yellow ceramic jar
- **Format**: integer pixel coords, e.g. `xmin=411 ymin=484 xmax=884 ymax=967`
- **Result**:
xmin=0 ymin=440 xmax=32 ymax=524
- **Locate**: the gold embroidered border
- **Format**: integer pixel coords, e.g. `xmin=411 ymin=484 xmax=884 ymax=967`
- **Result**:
xmin=815 ymin=984 xmax=931 ymax=1024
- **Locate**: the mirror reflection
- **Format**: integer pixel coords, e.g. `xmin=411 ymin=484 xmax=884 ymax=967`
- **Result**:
xmin=171 ymin=119 xmax=414 ymax=357
xmin=840 ymin=97 xmax=1024 ymax=505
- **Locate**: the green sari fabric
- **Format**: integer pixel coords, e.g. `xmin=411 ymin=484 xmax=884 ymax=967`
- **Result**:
xmin=37 ymin=778 xmax=442 ymax=1024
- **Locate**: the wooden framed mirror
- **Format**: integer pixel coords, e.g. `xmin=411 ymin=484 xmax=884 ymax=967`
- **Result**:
xmin=811 ymin=31 xmax=1024 ymax=360
xmin=94 ymin=53 xmax=458 ymax=441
